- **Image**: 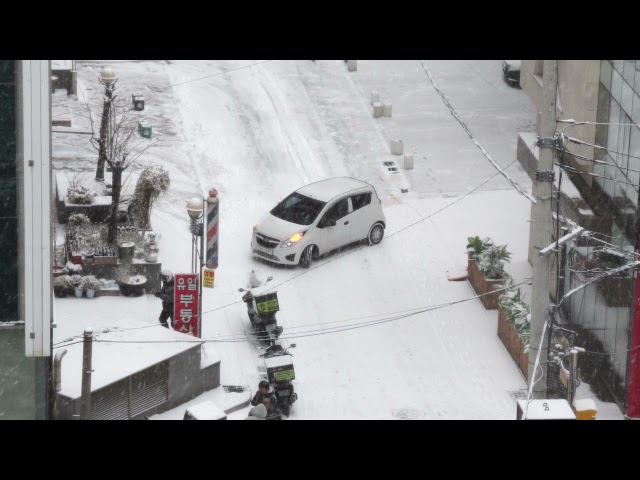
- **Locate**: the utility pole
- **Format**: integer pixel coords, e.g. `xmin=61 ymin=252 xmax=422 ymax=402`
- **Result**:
xmin=80 ymin=328 xmax=93 ymax=420
xmin=529 ymin=60 xmax=558 ymax=399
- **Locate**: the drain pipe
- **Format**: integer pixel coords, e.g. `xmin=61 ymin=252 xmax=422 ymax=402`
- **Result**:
xmin=53 ymin=349 xmax=67 ymax=418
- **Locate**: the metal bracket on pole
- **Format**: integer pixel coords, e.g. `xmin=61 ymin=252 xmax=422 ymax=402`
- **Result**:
xmin=540 ymin=227 xmax=584 ymax=256
xmin=539 ymin=137 xmax=556 ymax=149
xmin=535 ymin=170 xmax=555 ymax=182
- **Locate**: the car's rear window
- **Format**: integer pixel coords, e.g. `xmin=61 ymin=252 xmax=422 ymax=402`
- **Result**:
xmin=270 ymin=192 xmax=327 ymax=225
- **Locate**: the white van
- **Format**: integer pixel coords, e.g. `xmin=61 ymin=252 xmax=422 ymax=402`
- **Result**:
xmin=252 ymin=177 xmax=386 ymax=268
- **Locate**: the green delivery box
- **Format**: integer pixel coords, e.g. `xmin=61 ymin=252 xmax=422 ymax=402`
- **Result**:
xmin=264 ymin=354 xmax=295 ymax=384
xmin=253 ymin=291 xmax=279 ymax=314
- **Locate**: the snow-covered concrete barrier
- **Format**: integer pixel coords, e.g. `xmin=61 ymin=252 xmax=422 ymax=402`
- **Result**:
xmin=373 ymin=102 xmax=384 ymax=118
xmin=371 ymin=91 xmax=380 ymax=105
xmin=383 ymin=102 xmax=392 ymax=117
xmin=389 ymin=139 xmax=403 ymax=155
xmin=347 ymin=60 xmax=357 ymax=71
xmin=404 ymin=153 xmax=414 ymax=170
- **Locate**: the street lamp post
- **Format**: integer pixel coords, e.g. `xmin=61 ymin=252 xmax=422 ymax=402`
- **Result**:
xmin=186 ymin=198 xmax=204 ymax=337
xmin=95 ymin=67 xmax=118 ymax=182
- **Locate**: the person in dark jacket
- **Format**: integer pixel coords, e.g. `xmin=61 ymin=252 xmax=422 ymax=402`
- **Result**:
xmin=263 ymin=395 xmax=282 ymax=420
xmin=251 ymin=380 xmax=277 ymax=408
xmin=155 ymin=269 xmax=174 ymax=328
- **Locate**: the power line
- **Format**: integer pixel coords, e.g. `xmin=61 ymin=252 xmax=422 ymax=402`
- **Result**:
xmin=420 ymin=60 xmax=535 ymax=204
xmin=555 ymin=157 xmax=640 ymax=191
xmin=162 ymin=60 xmax=273 ymax=89
xmin=83 ymin=279 xmax=532 ymax=345
xmin=563 ymin=135 xmax=640 ymax=165
xmin=462 ymin=61 xmax=536 ymax=113
xmin=52 ymin=60 xmax=274 ymax=120
xmin=201 ymin=142 xmax=537 ymax=317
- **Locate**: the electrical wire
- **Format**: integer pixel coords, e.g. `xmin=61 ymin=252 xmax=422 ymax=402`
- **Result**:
xmin=74 ymin=279 xmax=533 ymax=346
xmin=564 ymin=135 xmax=640 ymax=164
xmin=420 ymin=60 xmax=535 ymax=204
xmin=462 ymin=61 xmax=536 ymax=113
xmin=555 ymin=159 xmax=640 ymax=190
xmin=201 ymin=141 xmax=538 ymax=317
xmin=51 ymin=60 xmax=275 ymax=119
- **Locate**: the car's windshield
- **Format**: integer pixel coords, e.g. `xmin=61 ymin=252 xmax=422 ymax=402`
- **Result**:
xmin=270 ymin=192 xmax=326 ymax=226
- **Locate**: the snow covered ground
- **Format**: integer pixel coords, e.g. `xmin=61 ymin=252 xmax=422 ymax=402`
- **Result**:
xmin=53 ymin=60 xmax=624 ymax=420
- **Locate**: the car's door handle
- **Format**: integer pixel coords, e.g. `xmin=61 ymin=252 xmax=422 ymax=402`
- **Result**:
xmin=344 ymin=221 xmax=349 ymax=225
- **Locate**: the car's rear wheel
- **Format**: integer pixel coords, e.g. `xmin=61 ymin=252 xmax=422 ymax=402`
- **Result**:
xmin=300 ymin=245 xmax=315 ymax=268
xmin=368 ymin=223 xmax=384 ymax=245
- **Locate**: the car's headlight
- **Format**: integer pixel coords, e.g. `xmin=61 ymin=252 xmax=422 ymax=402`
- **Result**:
xmin=253 ymin=223 xmax=258 ymax=233
xmin=281 ymin=230 xmax=307 ymax=248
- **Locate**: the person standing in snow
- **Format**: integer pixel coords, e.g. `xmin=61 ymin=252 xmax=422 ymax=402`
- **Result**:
xmin=154 ymin=269 xmax=175 ymax=328
xmin=251 ymin=380 xmax=277 ymax=408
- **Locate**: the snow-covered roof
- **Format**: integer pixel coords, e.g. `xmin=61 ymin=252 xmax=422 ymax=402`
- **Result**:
xmin=296 ymin=177 xmax=371 ymax=202
xmin=55 ymin=318 xmax=203 ymax=399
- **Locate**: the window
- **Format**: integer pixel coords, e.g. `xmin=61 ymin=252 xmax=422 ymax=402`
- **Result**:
xmin=318 ymin=197 xmax=349 ymax=227
xmin=351 ymin=192 xmax=371 ymax=211
xmin=270 ymin=192 xmax=326 ymax=226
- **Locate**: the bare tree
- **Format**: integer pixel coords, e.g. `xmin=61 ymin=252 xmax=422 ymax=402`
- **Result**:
xmin=81 ymin=96 xmax=166 ymax=242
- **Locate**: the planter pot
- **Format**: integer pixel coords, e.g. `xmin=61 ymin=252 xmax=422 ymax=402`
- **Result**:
xmin=118 ymin=241 xmax=135 ymax=263
xmin=467 ymin=254 xmax=503 ymax=310
xmin=119 ymin=275 xmax=148 ymax=297
xmin=54 ymin=286 xmax=67 ymax=298
xmin=74 ymin=287 xmax=83 ymax=298
xmin=145 ymin=249 xmax=159 ymax=263
xmin=497 ymin=305 xmax=528 ymax=379
xmin=86 ymin=289 xmax=96 ymax=299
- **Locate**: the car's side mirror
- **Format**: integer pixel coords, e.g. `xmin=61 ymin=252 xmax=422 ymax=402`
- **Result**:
xmin=238 ymin=288 xmax=245 ymax=292
xmin=328 ymin=219 xmax=337 ymax=227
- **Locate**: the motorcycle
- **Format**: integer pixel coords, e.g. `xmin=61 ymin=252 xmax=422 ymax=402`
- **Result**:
xmin=260 ymin=343 xmax=298 ymax=417
xmin=238 ymin=275 xmax=283 ymax=345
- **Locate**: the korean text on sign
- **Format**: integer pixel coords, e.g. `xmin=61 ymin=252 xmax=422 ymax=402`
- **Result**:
xmin=173 ymin=273 xmax=199 ymax=337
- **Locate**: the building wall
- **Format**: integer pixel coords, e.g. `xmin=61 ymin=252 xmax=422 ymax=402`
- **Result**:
xmin=0 ymin=60 xmax=50 ymax=419
xmin=0 ymin=60 xmax=35 ymax=418
xmin=521 ymin=60 xmax=600 ymax=187
xmin=521 ymin=60 xmax=640 ymax=411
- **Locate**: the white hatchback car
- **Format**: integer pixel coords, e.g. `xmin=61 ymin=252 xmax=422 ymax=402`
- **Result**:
xmin=252 ymin=177 xmax=386 ymax=268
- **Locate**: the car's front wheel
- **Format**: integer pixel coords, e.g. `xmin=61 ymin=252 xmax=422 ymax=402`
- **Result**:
xmin=368 ymin=223 xmax=384 ymax=245
xmin=299 ymin=245 xmax=315 ymax=268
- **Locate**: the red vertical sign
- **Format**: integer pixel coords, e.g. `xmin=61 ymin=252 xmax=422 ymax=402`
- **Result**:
xmin=174 ymin=273 xmax=199 ymax=337
xmin=627 ymin=264 xmax=640 ymax=417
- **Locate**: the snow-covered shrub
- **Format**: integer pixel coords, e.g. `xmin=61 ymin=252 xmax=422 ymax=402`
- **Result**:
xmin=66 ymin=172 xmax=96 ymax=205
xmin=67 ymin=274 xmax=83 ymax=291
xmin=81 ymin=276 xmax=101 ymax=292
xmin=477 ymin=243 xmax=512 ymax=279
xmin=132 ymin=166 xmax=170 ymax=229
xmin=68 ymin=213 xmax=91 ymax=226
xmin=54 ymin=275 xmax=72 ymax=296
xmin=67 ymin=186 xmax=96 ymax=205
xmin=63 ymin=261 xmax=83 ymax=275
xmin=466 ymin=236 xmax=493 ymax=257
xmin=498 ymin=284 xmax=530 ymax=350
